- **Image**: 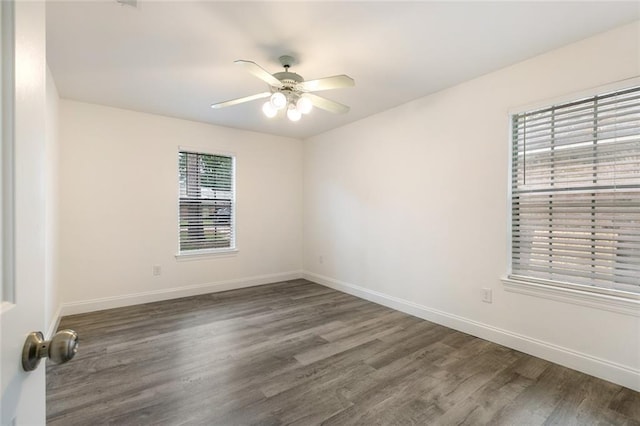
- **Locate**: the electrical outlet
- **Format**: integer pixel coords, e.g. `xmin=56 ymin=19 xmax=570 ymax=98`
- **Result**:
xmin=482 ymin=288 xmax=492 ymax=303
xmin=153 ymin=265 xmax=161 ymax=276
xmin=319 ymin=255 xmax=324 ymax=264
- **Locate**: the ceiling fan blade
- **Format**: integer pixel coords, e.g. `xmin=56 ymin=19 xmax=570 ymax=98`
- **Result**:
xmin=211 ymin=92 xmax=271 ymax=109
xmin=235 ymin=60 xmax=283 ymax=88
xmin=306 ymin=93 xmax=350 ymax=114
xmin=298 ymin=75 xmax=355 ymax=92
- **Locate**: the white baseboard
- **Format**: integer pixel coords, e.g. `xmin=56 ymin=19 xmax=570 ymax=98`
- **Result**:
xmin=60 ymin=270 xmax=304 ymax=317
xmin=303 ymin=271 xmax=640 ymax=392
xmin=46 ymin=304 xmax=63 ymax=339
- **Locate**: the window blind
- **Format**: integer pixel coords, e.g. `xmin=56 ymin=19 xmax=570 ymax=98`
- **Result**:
xmin=511 ymin=86 xmax=640 ymax=295
xmin=178 ymin=151 xmax=234 ymax=252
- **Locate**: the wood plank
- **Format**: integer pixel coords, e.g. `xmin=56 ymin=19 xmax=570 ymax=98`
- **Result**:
xmin=47 ymin=279 xmax=640 ymax=425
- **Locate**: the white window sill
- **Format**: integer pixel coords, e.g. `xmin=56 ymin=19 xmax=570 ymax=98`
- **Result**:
xmin=501 ymin=276 xmax=640 ymax=317
xmin=175 ymin=248 xmax=239 ymax=261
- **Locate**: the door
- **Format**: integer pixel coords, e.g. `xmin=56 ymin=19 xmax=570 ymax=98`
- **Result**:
xmin=1 ymin=1 xmax=49 ymax=424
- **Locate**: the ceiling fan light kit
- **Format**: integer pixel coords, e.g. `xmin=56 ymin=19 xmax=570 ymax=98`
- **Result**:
xmin=286 ymin=104 xmax=302 ymax=122
xmin=262 ymin=101 xmax=277 ymax=118
xmin=211 ymin=55 xmax=355 ymax=122
xmin=269 ymin=91 xmax=287 ymax=110
xmin=296 ymin=96 xmax=313 ymax=114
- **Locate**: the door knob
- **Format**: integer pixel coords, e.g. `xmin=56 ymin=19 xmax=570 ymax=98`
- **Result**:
xmin=22 ymin=329 xmax=78 ymax=371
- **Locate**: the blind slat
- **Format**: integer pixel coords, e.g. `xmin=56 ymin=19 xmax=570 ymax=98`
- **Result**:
xmin=178 ymin=151 xmax=235 ymax=252
xmin=511 ymin=85 xmax=640 ymax=293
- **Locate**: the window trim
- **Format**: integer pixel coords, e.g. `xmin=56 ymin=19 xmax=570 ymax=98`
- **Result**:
xmin=504 ymin=77 xmax=640 ymax=310
xmin=501 ymin=276 xmax=640 ymax=317
xmin=175 ymin=248 xmax=238 ymax=261
xmin=175 ymin=146 xmax=237 ymax=258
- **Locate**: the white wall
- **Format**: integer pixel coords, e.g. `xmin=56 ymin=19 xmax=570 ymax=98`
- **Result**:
xmin=303 ymin=21 xmax=640 ymax=390
xmin=58 ymin=101 xmax=303 ymax=312
xmin=45 ymin=66 xmax=60 ymax=336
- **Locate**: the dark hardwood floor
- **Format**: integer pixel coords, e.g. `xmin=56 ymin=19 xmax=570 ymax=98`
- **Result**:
xmin=47 ymin=279 xmax=640 ymax=425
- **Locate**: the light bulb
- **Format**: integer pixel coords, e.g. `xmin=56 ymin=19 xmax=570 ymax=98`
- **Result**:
xmin=287 ymin=105 xmax=302 ymax=122
xmin=270 ymin=92 xmax=287 ymax=110
xmin=296 ymin=96 xmax=313 ymax=114
xmin=262 ymin=101 xmax=277 ymax=118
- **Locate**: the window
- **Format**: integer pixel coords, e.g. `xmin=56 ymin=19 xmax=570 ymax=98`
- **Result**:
xmin=509 ymin=85 xmax=640 ymax=297
xmin=178 ymin=150 xmax=235 ymax=254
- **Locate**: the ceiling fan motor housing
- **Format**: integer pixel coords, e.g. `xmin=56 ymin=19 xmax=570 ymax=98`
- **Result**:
xmin=274 ymin=55 xmax=303 ymax=92
xmin=273 ymin=66 xmax=305 ymax=103
xmin=273 ymin=71 xmax=304 ymax=86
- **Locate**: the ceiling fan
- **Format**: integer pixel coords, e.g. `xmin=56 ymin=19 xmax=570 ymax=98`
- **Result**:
xmin=211 ymin=55 xmax=355 ymax=122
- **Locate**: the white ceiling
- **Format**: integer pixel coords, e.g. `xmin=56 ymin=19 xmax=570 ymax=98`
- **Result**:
xmin=46 ymin=1 xmax=640 ymax=139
